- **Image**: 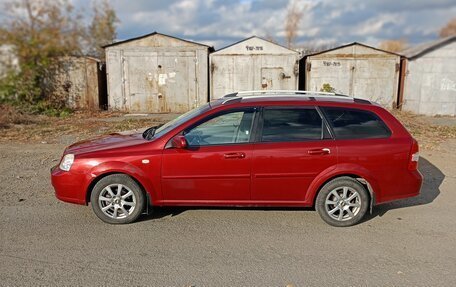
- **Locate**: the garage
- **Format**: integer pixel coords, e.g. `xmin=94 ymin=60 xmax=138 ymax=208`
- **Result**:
xmin=302 ymin=42 xmax=402 ymax=107
xmin=401 ymin=35 xmax=456 ymax=116
xmin=209 ymin=36 xmax=300 ymax=99
xmin=104 ymin=32 xmax=212 ymax=113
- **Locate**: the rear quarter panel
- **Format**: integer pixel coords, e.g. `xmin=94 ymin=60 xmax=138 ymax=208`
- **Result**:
xmin=335 ymin=137 xmax=412 ymax=203
xmin=315 ymin=103 xmax=415 ymax=204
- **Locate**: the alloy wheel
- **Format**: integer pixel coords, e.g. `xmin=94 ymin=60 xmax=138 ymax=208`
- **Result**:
xmin=324 ymin=186 xmax=361 ymax=221
xmin=98 ymin=184 xmax=136 ymax=219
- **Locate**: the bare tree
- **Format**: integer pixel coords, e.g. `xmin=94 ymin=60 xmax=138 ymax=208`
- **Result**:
xmin=87 ymin=0 xmax=119 ymax=59
xmin=379 ymin=39 xmax=408 ymax=53
xmin=297 ymin=42 xmax=337 ymax=55
xmin=285 ymin=0 xmax=304 ymax=49
xmin=0 ymin=0 xmax=86 ymax=105
xmin=264 ymin=32 xmax=278 ymax=44
xmin=439 ymin=17 xmax=456 ymax=38
xmin=0 ymin=0 xmax=119 ymax=109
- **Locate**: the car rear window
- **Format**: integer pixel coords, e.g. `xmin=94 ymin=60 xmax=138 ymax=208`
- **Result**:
xmin=261 ymin=108 xmax=323 ymax=142
xmin=322 ymin=107 xmax=391 ymax=139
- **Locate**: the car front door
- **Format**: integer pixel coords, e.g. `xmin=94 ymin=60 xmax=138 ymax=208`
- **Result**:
xmin=251 ymin=106 xmax=337 ymax=202
xmin=161 ymin=108 xmax=257 ymax=202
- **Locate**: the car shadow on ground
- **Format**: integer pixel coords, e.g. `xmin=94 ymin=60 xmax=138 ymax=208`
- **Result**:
xmin=137 ymin=205 xmax=315 ymax=222
xmin=363 ymin=156 xmax=444 ymax=222
xmin=137 ymin=156 xmax=443 ymax=223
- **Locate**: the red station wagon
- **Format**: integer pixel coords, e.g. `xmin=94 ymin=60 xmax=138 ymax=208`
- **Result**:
xmin=51 ymin=91 xmax=422 ymax=227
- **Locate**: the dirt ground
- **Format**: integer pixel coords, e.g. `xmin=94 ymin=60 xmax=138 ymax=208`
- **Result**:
xmin=0 ymin=108 xmax=179 ymax=145
xmin=1 ymin=110 xmax=456 ymax=286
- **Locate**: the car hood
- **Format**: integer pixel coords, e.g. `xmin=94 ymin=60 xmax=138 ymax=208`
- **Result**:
xmin=65 ymin=128 xmax=148 ymax=155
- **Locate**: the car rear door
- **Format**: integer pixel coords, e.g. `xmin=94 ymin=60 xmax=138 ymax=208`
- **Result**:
xmin=251 ymin=106 xmax=337 ymax=202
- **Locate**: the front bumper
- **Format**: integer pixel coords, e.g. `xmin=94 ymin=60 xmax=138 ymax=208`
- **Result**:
xmin=51 ymin=165 xmax=88 ymax=205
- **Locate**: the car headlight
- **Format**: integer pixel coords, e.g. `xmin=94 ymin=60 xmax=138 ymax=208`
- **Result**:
xmin=59 ymin=154 xmax=75 ymax=171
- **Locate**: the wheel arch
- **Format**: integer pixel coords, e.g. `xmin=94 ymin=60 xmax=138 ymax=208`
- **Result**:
xmin=311 ymin=174 xmax=375 ymax=212
xmin=86 ymin=172 xmax=147 ymax=203
xmin=85 ymin=164 xmax=157 ymax=206
xmin=306 ymin=165 xmax=380 ymax=212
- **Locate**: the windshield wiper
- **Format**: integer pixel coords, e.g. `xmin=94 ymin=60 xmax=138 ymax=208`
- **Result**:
xmin=142 ymin=124 xmax=163 ymax=140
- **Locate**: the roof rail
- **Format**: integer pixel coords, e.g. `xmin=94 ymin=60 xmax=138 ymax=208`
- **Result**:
xmin=234 ymin=90 xmax=339 ymax=96
xmin=221 ymin=90 xmax=353 ymax=100
xmin=218 ymin=90 xmax=374 ymax=105
xmin=217 ymin=90 xmax=372 ymax=105
xmin=221 ymin=97 xmax=242 ymax=104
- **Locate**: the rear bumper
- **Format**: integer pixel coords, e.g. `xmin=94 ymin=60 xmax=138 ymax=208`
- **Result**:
xmin=377 ymin=169 xmax=423 ymax=204
xmin=51 ymin=166 xmax=88 ymax=205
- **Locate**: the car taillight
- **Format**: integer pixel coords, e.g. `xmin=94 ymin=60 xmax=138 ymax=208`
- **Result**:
xmin=408 ymin=139 xmax=419 ymax=171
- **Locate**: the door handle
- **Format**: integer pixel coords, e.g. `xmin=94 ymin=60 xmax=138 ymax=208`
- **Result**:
xmin=308 ymin=148 xmax=331 ymax=155
xmin=224 ymin=152 xmax=246 ymax=159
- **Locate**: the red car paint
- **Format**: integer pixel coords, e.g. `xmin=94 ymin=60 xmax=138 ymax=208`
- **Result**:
xmin=51 ymin=96 xmax=422 ymax=209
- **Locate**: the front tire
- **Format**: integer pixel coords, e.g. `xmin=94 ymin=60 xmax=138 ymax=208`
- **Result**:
xmin=316 ymin=177 xmax=369 ymax=227
xmin=90 ymin=174 xmax=145 ymax=224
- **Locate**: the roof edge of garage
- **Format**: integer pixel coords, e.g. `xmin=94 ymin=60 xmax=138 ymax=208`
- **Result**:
xmin=213 ymin=35 xmax=298 ymax=54
xmin=102 ymin=31 xmax=214 ymax=50
xmin=401 ymin=35 xmax=456 ymax=60
xmin=304 ymin=42 xmax=404 ymax=58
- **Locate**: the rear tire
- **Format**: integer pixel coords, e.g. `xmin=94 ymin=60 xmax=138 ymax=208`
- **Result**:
xmin=316 ymin=176 xmax=369 ymax=227
xmin=90 ymin=174 xmax=145 ymax=224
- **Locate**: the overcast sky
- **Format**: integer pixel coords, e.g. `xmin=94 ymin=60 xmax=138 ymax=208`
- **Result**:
xmin=4 ymin=0 xmax=456 ymax=50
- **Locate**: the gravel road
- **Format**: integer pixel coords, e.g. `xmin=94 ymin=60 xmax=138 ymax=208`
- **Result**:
xmin=1 ymin=141 xmax=455 ymax=286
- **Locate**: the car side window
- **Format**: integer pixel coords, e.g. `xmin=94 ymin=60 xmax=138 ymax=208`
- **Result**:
xmin=184 ymin=110 xmax=255 ymax=146
xmin=261 ymin=108 xmax=323 ymax=142
xmin=322 ymin=107 xmax=391 ymax=139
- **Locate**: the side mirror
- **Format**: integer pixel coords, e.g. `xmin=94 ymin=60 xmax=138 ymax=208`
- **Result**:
xmin=171 ymin=135 xmax=188 ymax=149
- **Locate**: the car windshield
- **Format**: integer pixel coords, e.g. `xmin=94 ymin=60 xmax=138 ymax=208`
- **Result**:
xmin=145 ymin=103 xmax=212 ymax=140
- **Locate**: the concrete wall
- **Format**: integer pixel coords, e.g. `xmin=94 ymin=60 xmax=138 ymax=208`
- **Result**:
xmin=305 ymin=44 xmax=401 ymax=107
xmin=105 ymin=34 xmax=209 ymax=113
xmin=210 ymin=37 xmax=299 ymax=99
xmin=402 ymin=41 xmax=456 ymax=116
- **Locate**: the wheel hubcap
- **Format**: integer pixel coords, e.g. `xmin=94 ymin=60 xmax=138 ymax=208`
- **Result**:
xmin=325 ymin=186 xmax=361 ymax=221
xmin=98 ymin=184 xmax=136 ymax=219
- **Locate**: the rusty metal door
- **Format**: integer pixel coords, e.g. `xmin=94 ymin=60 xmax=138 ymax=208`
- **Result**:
xmin=352 ymin=58 xmax=399 ymax=107
xmin=124 ymin=52 xmax=159 ymax=113
xmin=232 ymin=56 xmax=255 ymax=92
xmin=124 ymin=51 xmax=197 ymax=113
xmin=306 ymin=57 xmax=399 ymax=106
xmin=260 ymin=67 xmax=285 ymax=90
xmin=156 ymin=51 xmax=197 ymax=113
xmin=211 ymin=56 xmax=255 ymax=98
xmin=306 ymin=59 xmax=354 ymax=95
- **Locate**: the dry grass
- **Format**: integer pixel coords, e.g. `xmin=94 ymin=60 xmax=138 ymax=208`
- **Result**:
xmin=0 ymin=104 xmax=36 ymax=129
xmin=0 ymin=105 xmax=169 ymax=144
xmin=391 ymin=109 xmax=456 ymax=150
